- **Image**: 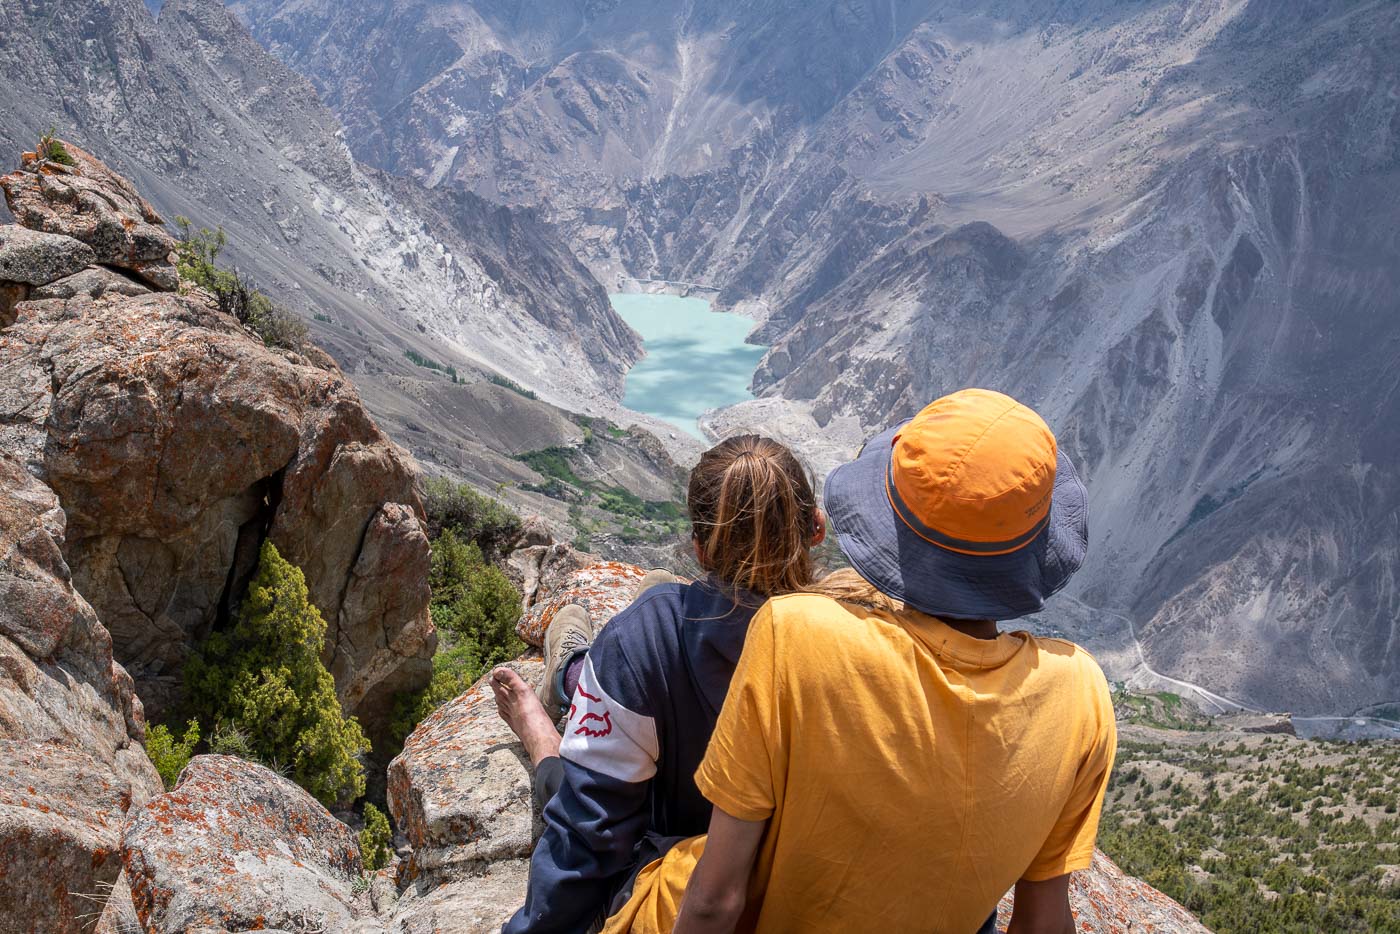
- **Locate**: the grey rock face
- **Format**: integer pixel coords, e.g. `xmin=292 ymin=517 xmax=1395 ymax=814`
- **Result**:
xmin=0 ymin=225 xmax=96 ymax=286
xmin=29 ymin=264 xmax=152 ymax=300
xmin=1 ymin=145 xmax=179 ymax=290
xmin=0 ymin=282 xmax=434 ymax=749
xmin=122 ymin=755 xmax=368 ymax=933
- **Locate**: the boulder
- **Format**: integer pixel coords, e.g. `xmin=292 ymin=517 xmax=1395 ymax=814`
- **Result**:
xmin=0 ymin=452 xmax=162 ymax=932
xmin=0 ymin=142 xmax=178 ymax=290
xmin=0 ymin=287 xmax=434 ymax=749
xmin=514 ymin=560 xmax=647 ymax=646
xmin=996 ymin=849 xmax=1209 ymax=932
xmin=390 ymin=859 xmax=531 ymax=934
xmin=122 ymin=755 xmax=374 ymax=933
xmin=517 ymin=513 xmax=554 ymax=549
xmin=30 ymin=265 xmax=152 ymax=301
xmin=505 ymin=541 xmax=595 ymax=613
xmin=0 ymin=225 xmax=96 ymax=286
xmin=388 ymin=655 xmax=543 ymax=886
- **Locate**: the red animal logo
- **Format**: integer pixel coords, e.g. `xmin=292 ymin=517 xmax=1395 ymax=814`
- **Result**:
xmin=569 ymin=688 xmax=613 ymax=738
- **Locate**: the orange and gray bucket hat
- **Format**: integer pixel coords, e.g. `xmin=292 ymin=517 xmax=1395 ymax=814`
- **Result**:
xmin=823 ymin=388 xmax=1088 ymax=620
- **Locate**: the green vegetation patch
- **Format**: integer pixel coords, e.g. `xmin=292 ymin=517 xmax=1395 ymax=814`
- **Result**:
xmin=1101 ymin=729 xmax=1400 ymax=932
xmin=420 ymin=477 xmax=523 ymax=560
xmin=359 ymin=803 xmax=392 ymax=871
xmin=487 ymin=372 xmax=538 ymax=399
xmin=515 ymin=441 xmax=688 ymax=546
xmin=404 ymin=348 xmax=460 ymax=382
xmin=1113 ymin=688 xmax=1213 ymax=731
xmin=175 ymin=218 xmax=308 ymax=351
xmin=38 ymin=127 xmax=76 ymax=167
xmin=389 ymin=488 xmax=527 ymax=752
xmin=145 ymin=718 xmax=200 ymax=790
xmin=517 ymin=446 xmax=584 ymax=488
xmin=184 ymin=541 xmax=371 ymax=807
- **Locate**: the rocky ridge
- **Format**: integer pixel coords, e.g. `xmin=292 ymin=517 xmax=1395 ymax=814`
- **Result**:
xmin=0 ymin=452 xmax=163 ymax=930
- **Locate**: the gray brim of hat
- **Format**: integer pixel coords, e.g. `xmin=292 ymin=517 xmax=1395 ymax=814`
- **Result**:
xmin=823 ymin=425 xmax=1088 ymax=621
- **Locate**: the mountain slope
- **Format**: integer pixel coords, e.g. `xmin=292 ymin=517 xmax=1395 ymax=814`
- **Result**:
xmin=0 ymin=0 xmax=643 ymax=463
xmin=234 ymin=0 xmax=1400 ymax=716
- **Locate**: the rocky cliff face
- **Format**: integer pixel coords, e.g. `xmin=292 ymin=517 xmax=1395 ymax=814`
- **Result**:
xmin=0 ymin=147 xmax=435 ymax=752
xmin=0 ymin=451 xmax=163 ymax=930
xmin=235 ymin=0 xmax=1400 ymax=717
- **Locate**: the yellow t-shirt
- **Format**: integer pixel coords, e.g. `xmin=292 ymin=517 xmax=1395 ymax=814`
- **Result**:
xmin=609 ymin=593 xmax=1116 ymax=934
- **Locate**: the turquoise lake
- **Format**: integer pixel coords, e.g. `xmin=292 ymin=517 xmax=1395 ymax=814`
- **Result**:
xmin=610 ymin=293 xmax=767 ymax=440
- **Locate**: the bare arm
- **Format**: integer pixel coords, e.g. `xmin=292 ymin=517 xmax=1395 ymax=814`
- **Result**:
xmin=672 ymin=808 xmax=768 ymax=934
xmin=1007 ymin=875 xmax=1075 ymax=934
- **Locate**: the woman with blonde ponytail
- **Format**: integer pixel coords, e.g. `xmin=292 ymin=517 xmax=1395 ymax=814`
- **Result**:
xmin=494 ymin=435 xmax=825 ymax=934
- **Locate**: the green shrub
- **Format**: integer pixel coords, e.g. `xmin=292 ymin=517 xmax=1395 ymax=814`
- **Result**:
xmin=185 ymin=541 xmax=370 ymax=807
xmin=430 ymin=530 xmax=522 ymax=655
xmin=388 ymin=530 xmax=524 ymax=751
xmin=38 ymin=127 xmax=76 ymax=167
xmin=420 ymin=477 xmax=522 ymax=558
xmin=145 ymin=719 xmax=200 ymax=790
xmin=359 ymin=803 xmax=393 ymax=871
xmin=174 ymin=217 xmax=308 ymax=351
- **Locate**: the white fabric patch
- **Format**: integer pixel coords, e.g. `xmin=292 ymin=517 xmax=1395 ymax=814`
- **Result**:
xmin=559 ymin=654 xmax=659 ymax=784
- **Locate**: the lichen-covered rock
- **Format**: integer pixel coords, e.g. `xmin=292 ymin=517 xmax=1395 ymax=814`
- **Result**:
xmin=0 ymin=225 xmax=95 ymax=286
xmin=387 ymin=656 xmax=542 ymax=885
xmin=92 ymin=870 xmax=140 ymax=934
xmin=506 ymin=541 xmax=595 ymax=614
xmin=0 ymin=743 xmax=145 ymax=933
xmin=0 ymin=452 xmax=161 ymax=932
xmin=122 ymin=755 xmax=370 ymax=933
xmin=29 ymin=264 xmax=151 ymax=301
xmin=390 ymin=859 xmax=531 ymax=934
xmin=0 ymin=287 xmax=434 ymax=748
xmin=996 ymin=849 xmax=1209 ymax=932
xmin=0 ymin=142 xmax=178 ymax=290
xmin=515 ymin=560 xmax=647 ymax=646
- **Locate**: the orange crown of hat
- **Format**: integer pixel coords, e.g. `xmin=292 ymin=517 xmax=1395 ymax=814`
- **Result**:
xmin=885 ymin=388 xmax=1057 ymax=556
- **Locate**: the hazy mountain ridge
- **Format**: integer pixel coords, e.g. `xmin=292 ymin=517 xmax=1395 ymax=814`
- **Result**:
xmin=0 ymin=0 xmax=642 ymax=420
xmin=233 ymin=0 xmax=1400 ymax=715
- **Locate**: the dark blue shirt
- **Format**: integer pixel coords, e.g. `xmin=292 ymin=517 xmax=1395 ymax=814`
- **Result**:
xmin=502 ymin=579 xmax=757 ymax=933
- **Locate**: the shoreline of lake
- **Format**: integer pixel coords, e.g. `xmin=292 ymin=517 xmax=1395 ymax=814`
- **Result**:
xmin=610 ymin=293 xmax=768 ymax=441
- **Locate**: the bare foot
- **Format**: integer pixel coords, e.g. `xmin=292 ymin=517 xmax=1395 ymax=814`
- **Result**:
xmin=491 ymin=667 xmax=562 ymax=767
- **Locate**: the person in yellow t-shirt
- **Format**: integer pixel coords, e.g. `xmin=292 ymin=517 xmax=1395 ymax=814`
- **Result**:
xmin=601 ymin=388 xmax=1115 ymax=934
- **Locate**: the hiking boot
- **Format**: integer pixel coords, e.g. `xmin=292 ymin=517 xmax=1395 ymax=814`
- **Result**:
xmin=632 ymin=568 xmax=678 ymax=601
xmin=538 ymin=603 xmax=594 ymax=717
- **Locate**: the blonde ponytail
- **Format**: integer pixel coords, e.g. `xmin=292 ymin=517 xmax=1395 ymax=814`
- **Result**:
xmin=688 ymin=436 xmax=817 ymax=597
